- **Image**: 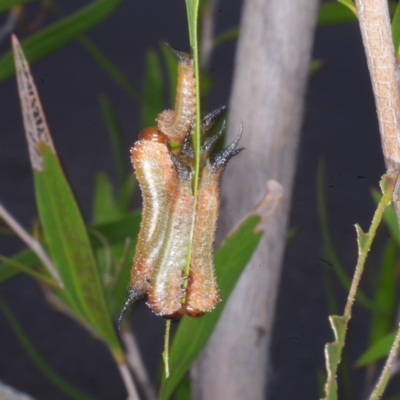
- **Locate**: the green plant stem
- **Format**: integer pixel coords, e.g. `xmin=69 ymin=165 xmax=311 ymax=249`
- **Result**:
xmin=0 ymin=202 xmax=63 ymax=288
xmin=369 ymin=323 xmax=400 ymax=399
xmin=163 ymin=320 xmax=171 ymax=378
xmin=344 ymin=177 xmax=394 ymax=319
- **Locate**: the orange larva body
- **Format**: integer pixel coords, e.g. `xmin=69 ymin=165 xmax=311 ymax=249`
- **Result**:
xmin=183 ymin=123 xmax=243 ymax=317
xmin=128 ymin=128 xmax=178 ymax=300
xmin=183 ymin=161 xmax=221 ymax=317
xmin=157 ymin=50 xmax=196 ymax=143
xmin=147 ymin=158 xmax=194 ymax=318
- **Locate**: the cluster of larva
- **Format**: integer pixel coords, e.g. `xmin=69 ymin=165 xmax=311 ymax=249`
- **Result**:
xmin=119 ymin=47 xmax=243 ymax=327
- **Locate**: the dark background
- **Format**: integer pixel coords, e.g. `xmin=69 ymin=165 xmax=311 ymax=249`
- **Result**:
xmin=0 ymin=0 xmax=390 ymax=399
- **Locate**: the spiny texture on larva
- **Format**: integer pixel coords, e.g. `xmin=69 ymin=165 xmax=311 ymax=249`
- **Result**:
xmin=129 ymin=137 xmax=178 ymax=299
xmin=157 ymin=52 xmax=196 ymax=143
xmin=147 ymin=174 xmax=194 ymax=317
xmin=183 ymin=161 xmax=221 ymax=316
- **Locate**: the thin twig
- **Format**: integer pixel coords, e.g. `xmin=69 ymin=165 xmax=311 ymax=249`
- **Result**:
xmin=116 ymin=362 xmax=140 ymax=400
xmin=369 ymin=323 xmax=400 ymax=399
xmin=354 ymin=0 xmax=400 ymax=169
xmin=121 ymin=326 xmax=156 ymax=400
xmin=0 ymin=202 xmax=63 ymax=288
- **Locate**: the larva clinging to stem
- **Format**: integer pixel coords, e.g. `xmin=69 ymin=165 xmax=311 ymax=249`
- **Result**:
xmin=147 ymin=145 xmax=194 ymax=318
xmin=118 ymin=127 xmax=178 ymax=327
xmin=183 ymin=123 xmax=243 ymax=317
xmin=157 ymin=47 xmax=196 ymax=143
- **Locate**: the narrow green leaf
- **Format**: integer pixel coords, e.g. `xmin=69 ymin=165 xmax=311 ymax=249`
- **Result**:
xmin=93 ymin=173 xmax=120 ymax=224
xmin=0 ymin=300 xmax=96 ymax=400
xmin=337 ymin=0 xmax=357 ymax=15
xmin=161 ymin=42 xmax=178 ymax=108
xmin=213 ymin=27 xmax=239 ymax=47
xmin=181 ymin=0 xmax=201 ymax=284
xmin=141 ymin=49 xmax=165 ymax=129
xmin=0 ymin=0 xmax=125 ymax=83
xmin=159 ymin=215 xmax=263 ymax=400
xmin=0 ymin=212 xmax=142 ymax=285
xmin=99 ymin=95 xmax=126 ymax=185
xmin=324 ymin=315 xmax=347 ymax=400
xmin=318 ymin=2 xmax=356 ymax=26
xmin=0 ymin=0 xmax=36 ymax=13
xmin=392 ymin=2 xmax=400 ymax=57
xmin=0 ymin=254 xmax=57 ymax=287
xmin=117 ymin=174 xmax=136 ymax=215
xmin=356 ymin=331 xmax=397 ymax=367
xmin=78 ymin=36 xmax=142 ymax=102
xmin=13 ymin=38 xmax=121 ymax=354
xmin=370 ymin=237 xmax=398 ymax=344
xmin=34 ymin=147 xmax=120 ymax=349
xmin=372 ymin=188 xmax=400 ymax=245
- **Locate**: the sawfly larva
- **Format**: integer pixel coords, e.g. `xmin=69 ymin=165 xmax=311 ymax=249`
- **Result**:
xmin=183 ymin=123 xmax=243 ymax=317
xmin=147 ymin=148 xmax=194 ymax=318
xmin=119 ymin=127 xmax=178 ymax=327
xmin=157 ymin=47 xmax=196 ymax=143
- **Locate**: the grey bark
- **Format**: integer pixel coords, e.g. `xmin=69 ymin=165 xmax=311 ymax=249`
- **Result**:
xmin=192 ymin=1 xmax=319 ymax=399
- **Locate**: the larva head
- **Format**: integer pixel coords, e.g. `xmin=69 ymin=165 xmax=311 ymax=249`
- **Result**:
xmin=138 ymin=127 xmax=170 ymax=144
xmin=209 ymin=121 xmax=244 ymax=174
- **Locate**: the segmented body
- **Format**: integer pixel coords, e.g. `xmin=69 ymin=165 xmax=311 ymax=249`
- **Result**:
xmin=157 ymin=51 xmax=196 ymax=143
xmin=183 ymin=161 xmax=221 ymax=316
xmin=128 ymin=127 xmax=178 ymax=300
xmin=147 ymin=168 xmax=194 ymax=317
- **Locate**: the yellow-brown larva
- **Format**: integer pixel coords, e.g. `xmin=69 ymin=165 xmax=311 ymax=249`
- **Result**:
xmin=157 ymin=48 xmax=196 ymax=143
xmin=182 ymin=123 xmax=243 ymax=317
xmin=119 ymin=127 xmax=178 ymax=327
xmin=147 ymin=149 xmax=194 ymax=318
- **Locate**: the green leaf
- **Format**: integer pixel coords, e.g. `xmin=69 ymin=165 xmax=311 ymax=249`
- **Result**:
xmin=0 ymin=0 xmax=36 ymax=13
xmin=0 ymin=299 xmax=96 ymax=400
xmin=370 ymin=237 xmax=398 ymax=344
xmin=393 ymin=2 xmax=400 ymax=57
xmin=117 ymin=174 xmax=136 ymax=215
xmin=0 ymin=0 xmax=125 ymax=83
xmin=93 ymin=173 xmax=120 ymax=224
xmin=99 ymin=95 xmax=126 ymax=185
xmin=318 ymin=2 xmax=357 ymax=26
xmin=356 ymin=331 xmax=397 ymax=367
xmin=0 ymin=212 xmax=142 ymax=285
xmin=337 ymin=0 xmax=357 ymax=15
xmin=324 ymin=315 xmax=347 ymax=400
xmin=12 ymin=38 xmax=122 ymax=356
xmin=161 ymin=42 xmax=178 ymax=108
xmin=213 ymin=27 xmax=239 ymax=47
xmin=159 ymin=215 xmax=263 ymax=400
xmin=371 ymin=189 xmax=400 ymax=245
xmin=78 ymin=36 xmax=142 ymax=101
xmin=0 ymin=254 xmax=57 ymax=287
xmin=141 ymin=49 xmax=165 ymax=129
xmin=34 ymin=147 xmax=121 ymax=350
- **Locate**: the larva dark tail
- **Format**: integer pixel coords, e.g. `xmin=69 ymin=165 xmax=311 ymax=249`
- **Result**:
xmin=201 ymin=106 xmax=226 ymax=133
xmin=181 ymin=117 xmax=195 ymax=159
xmin=202 ymin=120 xmax=226 ymax=155
xmin=118 ymin=288 xmax=140 ymax=331
xmin=165 ymin=43 xmax=192 ymax=65
xmin=168 ymin=148 xmax=194 ymax=181
xmin=210 ymin=121 xmax=244 ymax=173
